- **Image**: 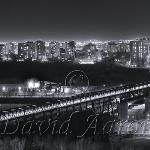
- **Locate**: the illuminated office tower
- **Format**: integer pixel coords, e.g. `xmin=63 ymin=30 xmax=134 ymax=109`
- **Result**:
xmin=13 ymin=43 xmax=18 ymax=55
xmin=0 ymin=44 xmax=6 ymax=60
xmin=5 ymin=42 xmax=16 ymax=60
xmin=18 ymin=42 xmax=35 ymax=61
xmin=60 ymin=48 xmax=67 ymax=61
xmin=130 ymin=40 xmax=148 ymax=67
xmin=119 ymin=42 xmax=130 ymax=52
xmin=67 ymin=41 xmax=76 ymax=60
xmin=45 ymin=44 xmax=51 ymax=60
xmin=35 ymin=40 xmax=45 ymax=61
xmin=18 ymin=43 xmax=26 ymax=60
xmin=26 ymin=41 xmax=35 ymax=60
xmin=5 ymin=42 xmax=15 ymax=54
xmin=108 ymin=42 xmax=119 ymax=53
xmin=49 ymin=41 xmax=60 ymax=59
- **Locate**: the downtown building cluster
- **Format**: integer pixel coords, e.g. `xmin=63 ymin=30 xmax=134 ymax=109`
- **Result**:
xmin=0 ymin=38 xmax=150 ymax=68
xmin=0 ymin=41 xmax=76 ymax=62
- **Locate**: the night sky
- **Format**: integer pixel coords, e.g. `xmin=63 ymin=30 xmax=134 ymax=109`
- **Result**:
xmin=0 ymin=0 xmax=150 ymax=41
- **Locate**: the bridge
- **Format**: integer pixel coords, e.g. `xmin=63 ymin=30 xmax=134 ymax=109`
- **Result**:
xmin=1 ymin=81 xmax=150 ymax=122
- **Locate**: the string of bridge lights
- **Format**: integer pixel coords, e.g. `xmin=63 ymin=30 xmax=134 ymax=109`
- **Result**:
xmin=0 ymin=83 xmax=150 ymax=121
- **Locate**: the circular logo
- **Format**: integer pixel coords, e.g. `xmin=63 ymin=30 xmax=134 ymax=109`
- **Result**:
xmin=65 ymin=70 xmax=89 ymax=92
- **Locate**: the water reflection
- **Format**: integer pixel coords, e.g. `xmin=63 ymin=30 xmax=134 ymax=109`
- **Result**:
xmin=0 ymin=136 xmax=110 ymax=150
xmin=0 ymin=136 xmax=150 ymax=150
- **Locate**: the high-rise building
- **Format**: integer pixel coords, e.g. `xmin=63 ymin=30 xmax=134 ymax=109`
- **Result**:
xmin=130 ymin=40 xmax=148 ymax=67
xmin=45 ymin=44 xmax=51 ymax=60
xmin=26 ymin=41 xmax=35 ymax=60
xmin=13 ymin=43 xmax=18 ymax=55
xmin=5 ymin=42 xmax=16 ymax=60
xmin=143 ymin=40 xmax=150 ymax=67
xmin=49 ymin=41 xmax=60 ymax=59
xmin=35 ymin=40 xmax=45 ymax=61
xmin=6 ymin=42 xmax=15 ymax=54
xmin=18 ymin=43 xmax=26 ymax=60
xmin=60 ymin=48 xmax=67 ymax=61
xmin=61 ymin=42 xmax=69 ymax=60
xmin=119 ymin=42 xmax=130 ymax=52
xmin=18 ymin=42 xmax=35 ymax=61
xmin=0 ymin=44 xmax=6 ymax=60
xmin=108 ymin=42 xmax=119 ymax=53
xmin=67 ymin=41 xmax=76 ymax=60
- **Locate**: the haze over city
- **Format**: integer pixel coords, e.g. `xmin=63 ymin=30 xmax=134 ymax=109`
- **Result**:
xmin=0 ymin=0 xmax=150 ymax=41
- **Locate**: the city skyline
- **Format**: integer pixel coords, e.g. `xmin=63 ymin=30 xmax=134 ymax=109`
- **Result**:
xmin=0 ymin=37 xmax=150 ymax=68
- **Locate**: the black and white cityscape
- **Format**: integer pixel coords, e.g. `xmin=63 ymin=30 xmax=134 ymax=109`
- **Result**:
xmin=0 ymin=38 xmax=150 ymax=150
xmin=0 ymin=37 xmax=150 ymax=68
xmin=1 ymin=0 xmax=150 ymax=149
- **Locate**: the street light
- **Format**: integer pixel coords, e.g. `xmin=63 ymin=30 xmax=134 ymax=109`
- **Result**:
xmin=18 ymin=86 xmax=22 ymax=95
xmin=2 ymin=86 xmax=6 ymax=97
xmin=27 ymin=80 xmax=34 ymax=89
xmin=27 ymin=79 xmax=40 ymax=89
xmin=2 ymin=86 xmax=6 ymax=92
xmin=18 ymin=86 xmax=21 ymax=91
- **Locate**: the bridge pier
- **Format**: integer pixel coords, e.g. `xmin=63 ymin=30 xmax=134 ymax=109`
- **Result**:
xmin=118 ymin=101 xmax=128 ymax=120
xmin=145 ymin=96 xmax=150 ymax=119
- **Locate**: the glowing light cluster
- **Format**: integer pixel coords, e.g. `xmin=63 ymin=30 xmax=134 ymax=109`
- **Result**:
xmin=27 ymin=79 xmax=40 ymax=89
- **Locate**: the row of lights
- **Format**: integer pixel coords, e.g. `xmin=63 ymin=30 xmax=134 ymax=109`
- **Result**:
xmin=1 ymin=83 xmax=150 ymax=121
xmin=0 ymin=80 xmax=40 ymax=93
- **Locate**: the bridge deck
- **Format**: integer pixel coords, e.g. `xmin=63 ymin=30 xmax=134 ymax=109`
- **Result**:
xmin=0 ymin=82 xmax=150 ymax=121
